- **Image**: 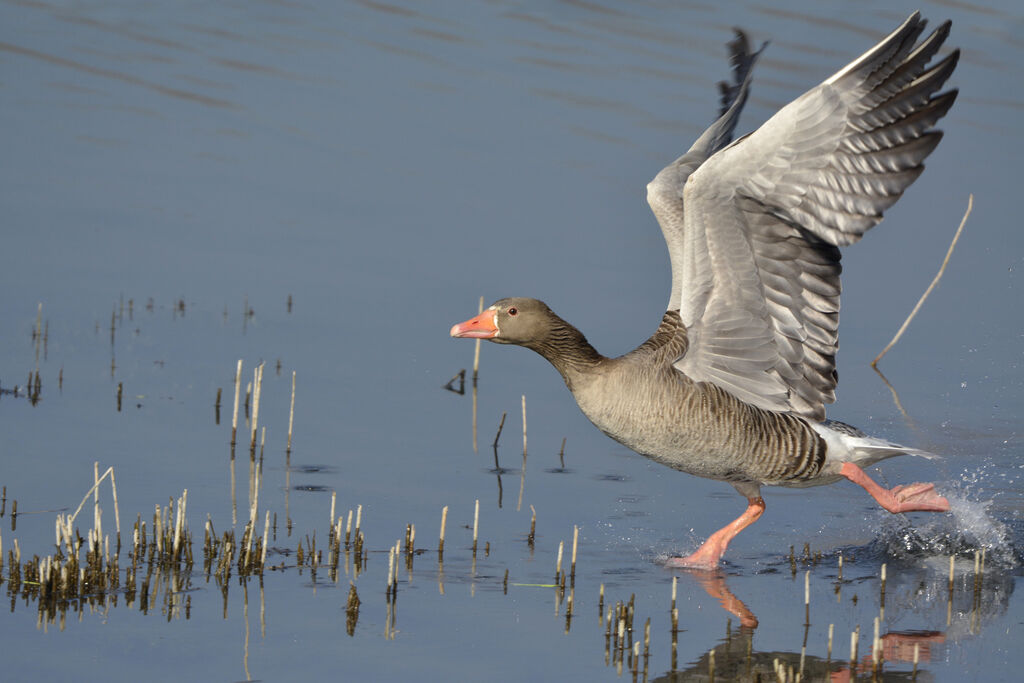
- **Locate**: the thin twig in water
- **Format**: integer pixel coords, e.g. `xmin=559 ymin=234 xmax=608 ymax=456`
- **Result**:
xmin=492 ymin=411 xmax=507 ymax=447
xmin=873 ymin=194 xmax=972 ymax=367
xmin=871 ymin=364 xmax=913 ymax=426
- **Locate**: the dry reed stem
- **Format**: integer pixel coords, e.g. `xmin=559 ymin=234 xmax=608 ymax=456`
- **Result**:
xmin=109 ymin=468 xmax=120 ymax=535
xmin=287 ymin=371 xmax=296 ymax=450
xmin=250 ymin=363 xmax=264 ymax=449
xmin=68 ymin=466 xmax=117 ymax=527
xmin=232 ymin=360 xmax=243 ymax=438
xmin=472 ymin=296 xmax=483 ymax=381
xmin=472 ymin=499 xmax=479 ymax=555
xmin=873 ymin=194 xmax=972 ymax=367
xmin=438 ymin=505 xmax=448 ymax=553
xmin=528 ymin=505 xmax=536 ymax=548
xmin=571 ymin=525 xmax=578 ymax=579
xmin=173 ymin=490 xmax=187 ymax=559
xmin=521 ymin=395 xmax=527 ymax=457
xmin=93 ymin=463 xmax=101 ymax=543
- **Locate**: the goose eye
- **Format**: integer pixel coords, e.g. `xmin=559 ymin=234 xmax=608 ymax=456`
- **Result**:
xmin=507 ymin=307 xmax=518 ymax=316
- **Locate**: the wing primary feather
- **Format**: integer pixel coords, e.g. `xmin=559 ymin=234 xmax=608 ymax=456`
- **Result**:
xmin=651 ymin=13 xmax=956 ymax=420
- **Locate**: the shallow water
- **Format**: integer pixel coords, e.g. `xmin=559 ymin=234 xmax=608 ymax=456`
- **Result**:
xmin=1 ymin=1 xmax=1022 ymax=681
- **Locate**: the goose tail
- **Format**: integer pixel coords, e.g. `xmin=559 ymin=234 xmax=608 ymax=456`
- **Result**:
xmin=812 ymin=419 xmax=939 ymax=469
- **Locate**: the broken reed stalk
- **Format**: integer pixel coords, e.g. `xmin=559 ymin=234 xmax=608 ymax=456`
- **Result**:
xmin=528 ymin=505 xmax=536 ymax=548
xmin=880 ymin=562 xmax=887 ymax=611
xmin=244 ymin=466 xmax=261 ymax=570
xmin=404 ymin=523 xmax=416 ymax=554
xmin=973 ymin=549 xmax=986 ymax=596
xmin=172 ymin=489 xmax=188 ymax=560
xmin=804 ymin=570 xmax=810 ymax=625
xmin=472 ymin=296 xmax=483 ymax=382
xmin=287 ymin=371 xmax=296 ymax=452
xmin=392 ymin=541 xmax=400 ymax=591
xmin=438 ymin=505 xmax=448 ymax=555
xmin=261 ymin=510 xmax=270 ymax=567
xmin=94 ymin=458 xmax=100 ymax=540
xmin=873 ymin=193 xmax=972 ymax=367
xmin=521 ymin=395 xmax=527 ymax=457
xmin=387 ymin=546 xmax=395 ymax=597
xmin=231 ymin=360 xmax=242 ymax=446
xmin=250 ymin=363 xmax=265 ymax=452
xmin=570 ymin=525 xmax=578 ymax=583
xmin=155 ymin=503 xmax=163 ymax=555
xmin=472 ymin=499 xmax=479 ymax=556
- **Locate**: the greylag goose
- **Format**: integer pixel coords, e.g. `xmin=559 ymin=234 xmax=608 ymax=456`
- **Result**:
xmin=451 ymin=12 xmax=957 ymax=569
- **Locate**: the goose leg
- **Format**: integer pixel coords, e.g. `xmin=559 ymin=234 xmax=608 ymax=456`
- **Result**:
xmin=667 ymin=496 xmax=765 ymax=569
xmin=840 ymin=462 xmax=950 ymax=513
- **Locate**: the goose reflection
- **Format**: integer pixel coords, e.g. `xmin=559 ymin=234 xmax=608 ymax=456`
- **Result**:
xmin=675 ymin=569 xmax=759 ymax=629
xmin=654 ymin=625 xmax=944 ymax=682
xmin=659 ymin=555 xmax=1015 ymax=682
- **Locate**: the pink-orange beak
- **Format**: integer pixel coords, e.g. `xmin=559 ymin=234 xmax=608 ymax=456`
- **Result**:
xmin=450 ymin=310 xmax=498 ymax=339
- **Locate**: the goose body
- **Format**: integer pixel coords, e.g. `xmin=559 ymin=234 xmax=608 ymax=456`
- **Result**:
xmin=451 ymin=13 xmax=956 ymax=568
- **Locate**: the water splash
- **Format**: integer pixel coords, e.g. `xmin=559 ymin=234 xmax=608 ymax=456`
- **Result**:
xmin=872 ymin=490 xmax=1021 ymax=570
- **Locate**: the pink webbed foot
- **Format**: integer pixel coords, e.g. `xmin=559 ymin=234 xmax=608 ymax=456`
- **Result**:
xmin=665 ymin=542 xmax=727 ymax=570
xmin=666 ymin=497 xmax=766 ymax=570
xmin=840 ymin=463 xmax=950 ymax=514
xmin=889 ymin=482 xmax=950 ymax=512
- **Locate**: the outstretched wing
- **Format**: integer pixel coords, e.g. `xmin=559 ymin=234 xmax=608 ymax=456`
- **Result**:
xmin=648 ymin=31 xmax=766 ymax=242
xmin=647 ymin=12 xmax=958 ymax=420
